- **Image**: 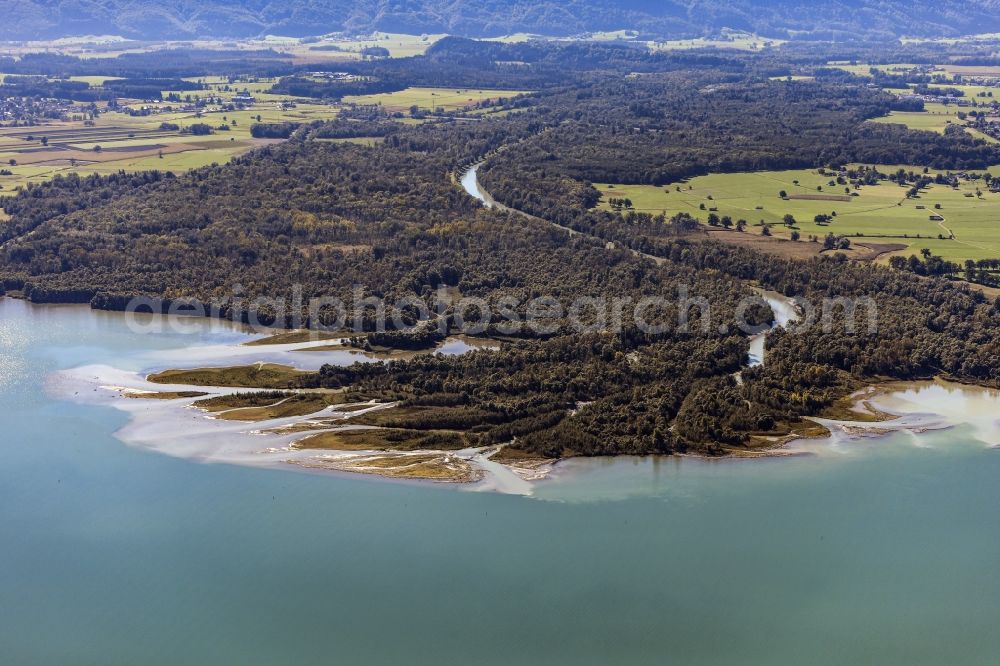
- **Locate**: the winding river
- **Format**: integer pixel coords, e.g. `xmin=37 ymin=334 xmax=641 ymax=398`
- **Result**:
xmin=459 ymin=158 xmax=800 ymax=367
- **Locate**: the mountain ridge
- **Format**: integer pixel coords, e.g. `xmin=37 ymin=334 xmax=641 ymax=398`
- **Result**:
xmin=1 ymin=0 xmax=999 ymax=42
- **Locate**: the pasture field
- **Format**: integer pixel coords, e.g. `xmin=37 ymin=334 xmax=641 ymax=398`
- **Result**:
xmin=826 ymin=62 xmax=927 ymax=77
xmin=585 ymin=30 xmax=640 ymax=41
xmin=0 ymin=33 xmax=444 ymax=63
xmin=891 ymin=83 xmax=1000 ymax=100
xmin=67 ymin=75 xmax=124 ymax=85
xmin=341 ymin=86 xmax=532 ymax=112
xmin=0 ymin=99 xmax=341 ymax=195
xmin=869 ymin=103 xmax=964 ymax=133
xmin=164 ymin=78 xmax=320 ymax=105
xmin=942 ymin=84 xmax=1000 ymax=99
xmin=482 ymin=33 xmax=539 ymax=43
xmin=650 ymin=31 xmax=784 ymax=51
xmin=869 ymin=102 xmax=999 ymax=143
xmin=596 ymin=165 xmax=1000 ymax=262
xmin=301 ymin=32 xmax=446 ymax=60
xmin=315 ymin=137 xmax=385 ymax=146
xmin=901 ymin=33 xmax=1000 ymax=45
xmin=175 ymin=76 xmax=280 ymax=96
xmin=186 ymin=32 xmax=446 ymax=63
xmin=939 ymin=64 xmax=1000 ymax=78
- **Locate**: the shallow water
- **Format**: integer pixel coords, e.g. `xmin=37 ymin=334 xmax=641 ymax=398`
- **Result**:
xmin=2 ymin=298 xmax=1000 ymax=665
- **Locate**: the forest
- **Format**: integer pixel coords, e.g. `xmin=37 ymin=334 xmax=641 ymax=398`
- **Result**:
xmin=0 ymin=75 xmax=207 ymax=101
xmin=2 ymin=37 xmax=1000 ymax=458
xmin=0 ymin=50 xmax=295 ymax=79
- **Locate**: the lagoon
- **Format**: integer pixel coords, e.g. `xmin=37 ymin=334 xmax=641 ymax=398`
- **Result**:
xmin=2 ymin=297 xmax=1000 ymax=664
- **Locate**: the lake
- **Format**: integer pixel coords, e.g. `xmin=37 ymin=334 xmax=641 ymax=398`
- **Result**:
xmin=2 ymin=297 xmax=999 ymax=664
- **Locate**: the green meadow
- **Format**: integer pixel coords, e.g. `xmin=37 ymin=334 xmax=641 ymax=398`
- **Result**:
xmin=341 ymin=86 xmax=531 ymax=112
xmin=869 ymin=103 xmax=970 ymax=134
xmin=650 ymin=31 xmax=784 ymax=51
xmin=304 ymin=32 xmax=446 ymax=59
xmin=0 ymin=93 xmax=342 ymax=195
xmin=826 ymin=62 xmax=926 ymax=77
xmin=1 ymin=33 xmax=445 ymax=63
xmin=0 ymin=80 xmax=518 ymax=197
xmin=597 ymin=165 xmax=1000 ymax=262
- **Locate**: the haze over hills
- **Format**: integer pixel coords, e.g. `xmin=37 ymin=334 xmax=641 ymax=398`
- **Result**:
xmin=1 ymin=0 xmax=1000 ymax=42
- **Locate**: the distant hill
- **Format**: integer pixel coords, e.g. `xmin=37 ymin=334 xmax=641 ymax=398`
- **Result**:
xmin=1 ymin=0 xmax=999 ymax=42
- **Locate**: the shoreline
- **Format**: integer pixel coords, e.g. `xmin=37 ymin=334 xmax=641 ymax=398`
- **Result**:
xmin=29 ymin=292 xmax=998 ymax=492
xmin=50 ymin=358 xmax=556 ymax=494
xmin=783 ymin=378 xmax=1000 ymax=454
xmin=51 ymin=361 xmax=1000 ymax=493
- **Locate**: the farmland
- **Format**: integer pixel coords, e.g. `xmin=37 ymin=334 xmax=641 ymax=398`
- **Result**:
xmin=869 ymin=102 xmax=969 ymax=134
xmin=0 ymin=88 xmax=341 ymax=195
xmin=871 ymin=105 xmax=999 ymax=144
xmin=826 ymin=62 xmax=927 ymax=77
xmin=650 ymin=32 xmax=784 ymax=51
xmin=596 ymin=165 xmax=1000 ymax=262
xmin=939 ymin=64 xmax=1000 ymax=78
xmin=304 ymin=32 xmax=446 ymax=59
xmin=861 ymin=72 xmax=1000 ymax=143
xmin=341 ymin=86 xmax=532 ymax=113
xmin=0 ymin=72 xmax=525 ymax=196
xmin=1 ymin=32 xmax=445 ymax=63
xmin=828 ymin=61 xmax=1000 ymax=87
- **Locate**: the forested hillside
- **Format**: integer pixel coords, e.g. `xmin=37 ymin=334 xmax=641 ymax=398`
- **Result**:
xmin=3 ymin=0 xmax=1000 ymax=41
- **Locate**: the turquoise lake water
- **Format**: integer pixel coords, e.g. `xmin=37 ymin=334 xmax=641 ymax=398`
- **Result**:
xmin=2 ymin=297 xmax=999 ymax=664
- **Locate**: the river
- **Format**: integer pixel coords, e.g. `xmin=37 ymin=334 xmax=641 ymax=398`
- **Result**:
xmin=2 ymin=297 xmax=1000 ymax=664
xmin=460 ymin=163 xmax=493 ymax=208
xmin=459 ymin=160 xmax=799 ymax=368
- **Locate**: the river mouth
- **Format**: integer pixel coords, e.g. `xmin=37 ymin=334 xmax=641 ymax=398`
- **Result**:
xmin=40 ymin=287 xmax=802 ymax=493
xmin=40 ymin=297 xmax=999 ymax=497
xmin=9 ymin=164 xmax=993 ymax=492
xmin=36 ymin=300 xmax=537 ymax=493
xmin=29 ymin=168 xmax=998 ymax=494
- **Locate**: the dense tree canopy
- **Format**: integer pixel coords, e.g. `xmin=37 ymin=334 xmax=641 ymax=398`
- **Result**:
xmin=3 ymin=38 xmax=999 ymax=459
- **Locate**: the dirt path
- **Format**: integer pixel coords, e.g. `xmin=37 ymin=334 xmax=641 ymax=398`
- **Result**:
xmin=932 ymin=212 xmax=999 ymax=256
xmin=935 ymin=213 xmax=956 ymax=239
